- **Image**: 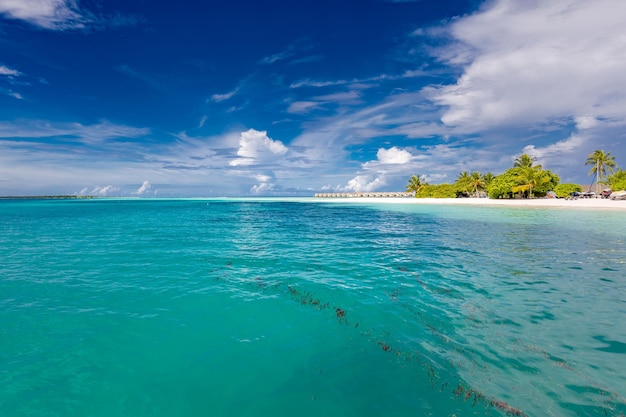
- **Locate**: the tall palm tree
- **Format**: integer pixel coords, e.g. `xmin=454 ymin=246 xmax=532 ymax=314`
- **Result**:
xmin=470 ymin=171 xmax=486 ymax=196
xmin=514 ymin=153 xmax=537 ymax=168
xmin=406 ymin=175 xmax=426 ymax=197
xmin=585 ymin=150 xmax=617 ymax=194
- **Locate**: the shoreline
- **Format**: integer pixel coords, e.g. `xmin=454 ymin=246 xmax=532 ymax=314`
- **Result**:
xmin=3 ymin=195 xmax=626 ymax=210
xmin=312 ymin=197 xmax=626 ymax=210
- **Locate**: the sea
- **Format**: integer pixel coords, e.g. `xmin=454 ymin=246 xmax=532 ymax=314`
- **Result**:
xmin=1 ymin=198 xmax=625 ymax=417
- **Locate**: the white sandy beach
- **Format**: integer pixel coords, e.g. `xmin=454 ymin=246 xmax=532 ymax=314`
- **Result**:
xmin=315 ymin=197 xmax=626 ymax=210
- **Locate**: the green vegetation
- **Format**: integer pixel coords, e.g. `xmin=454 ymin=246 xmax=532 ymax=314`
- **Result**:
xmin=585 ymin=150 xmax=617 ymax=193
xmin=554 ymin=183 xmax=583 ymax=198
xmin=406 ymin=150 xmax=625 ymax=199
xmin=607 ymin=169 xmax=626 ymax=191
xmin=405 ymin=175 xmax=427 ymax=196
xmin=484 ymin=154 xmax=559 ymax=199
xmin=416 ymin=183 xmax=457 ymax=198
xmin=454 ymin=171 xmax=489 ymax=197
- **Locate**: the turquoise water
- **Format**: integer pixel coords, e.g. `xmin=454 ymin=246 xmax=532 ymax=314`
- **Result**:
xmin=1 ymin=198 xmax=625 ymax=417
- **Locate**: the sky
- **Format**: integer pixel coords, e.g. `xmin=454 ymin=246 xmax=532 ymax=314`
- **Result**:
xmin=1 ymin=0 xmax=625 ymax=197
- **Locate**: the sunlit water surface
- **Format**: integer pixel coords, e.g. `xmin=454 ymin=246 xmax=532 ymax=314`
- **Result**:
xmin=1 ymin=199 xmax=625 ymax=416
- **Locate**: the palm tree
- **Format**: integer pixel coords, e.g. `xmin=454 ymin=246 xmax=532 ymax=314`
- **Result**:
xmin=454 ymin=171 xmax=472 ymax=196
xmin=514 ymin=166 xmax=550 ymax=198
xmin=482 ymin=172 xmax=495 ymax=188
xmin=469 ymin=171 xmax=486 ymax=197
xmin=514 ymin=153 xmax=537 ymax=168
xmin=406 ymin=175 xmax=426 ymax=197
xmin=585 ymin=150 xmax=617 ymax=194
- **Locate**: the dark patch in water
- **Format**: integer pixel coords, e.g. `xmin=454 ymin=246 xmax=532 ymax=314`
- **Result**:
xmin=593 ymin=335 xmax=626 ymax=354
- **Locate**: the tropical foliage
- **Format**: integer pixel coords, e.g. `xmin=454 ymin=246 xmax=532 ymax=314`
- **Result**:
xmin=406 ymin=150 xmax=622 ymax=199
xmin=554 ymin=183 xmax=583 ymax=199
xmin=513 ymin=153 xmax=536 ymax=168
xmin=405 ymin=175 xmax=426 ymax=196
xmin=454 ymin=171 xmax=488 ymax=197
xmin=606 ymin=169 xmax=626 ymax=191
xmin=485 ymin=154 xmax=559 ymax=199
xmin=416 ymin=183 xmax=457 ymax=198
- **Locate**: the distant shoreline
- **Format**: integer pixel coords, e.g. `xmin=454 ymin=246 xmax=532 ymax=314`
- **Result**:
xmin=0 ymin=195 xmax=96 ymax=200
xmin=312 ymin=196 xmax=626 ymax=210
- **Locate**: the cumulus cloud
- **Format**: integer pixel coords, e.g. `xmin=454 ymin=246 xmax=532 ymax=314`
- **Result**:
xmin=343 ymin=175 xmax=387 ymax=192
xmin=136 ymin=180 xmax=152 ymax=195
xmin=90 ymin=185 xmax=119 ymax=196
xmin=230 ymin=129 xmax=288 ymax=167
xmin=430 ymin=0 xmax=626 ymax=132
xmin=376 ymin=146 xmax=412 ymax=164
xmin=255 ymin=174 xmax=272 ymax=183
xmin=0 ymin=0 xmax=88 ymax=30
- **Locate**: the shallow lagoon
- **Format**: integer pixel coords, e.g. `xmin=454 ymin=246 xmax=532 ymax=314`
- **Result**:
xmin=1 ymin=198 xmax=625 ymax=416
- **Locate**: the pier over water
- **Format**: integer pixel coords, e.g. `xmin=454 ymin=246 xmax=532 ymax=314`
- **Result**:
xmin=314 ymin=192 xmax=412 ymax=198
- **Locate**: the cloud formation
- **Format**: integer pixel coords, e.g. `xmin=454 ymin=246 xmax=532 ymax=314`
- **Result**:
xmin=0 ymin=120 xmax=150 ymax=144
xmin=0 ymin=0 xmax=87 ymax=30
xmin=0 ymin=65 xmax=21 ymax=76
xmin=376 ymin=147 xmax=412 ymax=164
xmin=136 ymin=180 xmax=152 ymax=195
xmin=430 ymin=0 xmax=626 ymax=132
xmin=230 ymin=129 xmax=288 ymax=167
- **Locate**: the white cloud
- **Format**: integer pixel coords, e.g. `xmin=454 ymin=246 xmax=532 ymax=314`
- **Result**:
xmin=230 ymin=129 xmax=288 ymax=167
xmin=290 ymin=71 xmax=424 ymax=89
xmin=210 ymin=87 xmax=239 ymax=103
xmin=521 ymin=133 xmax=586 ymax=165
xmin=251 ymin=182 xmax=275 ymax=194
xmin=287 ymin=101 xmax=324 ymax=114
xmin=0 ymin=65 xmax=21 ymax=76
xmin=0 ymin=0 xmax=87 ymax=30
xmin=90 ymin=185 xmax=119 ymax=196
xmin=260 ymin=50 xmax=295 ymax=65
xmin=376 ymin=147 xmax=412 ymax=164
xmin=287 ymin=91 xmax=362 ymax=114
xmin=255 ymin=174 xmax=272 ymax=183
xmin=314 ymin=91 xmax=360 ymax=102
xmin=136 ymin=180 xmax=152 ymax=194
xmin=290 ymin=79 xmax=347 ymax=89
xmin=343 ymin=175 xmax=387 ymax=192
xmin=574 ymin=116 xmax=598 ymax=130
xmin=430 ymin=0 xmax=626 ymax=132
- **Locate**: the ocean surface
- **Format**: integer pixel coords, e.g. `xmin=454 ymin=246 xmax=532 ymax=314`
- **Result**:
xmin=1 ymin=198 xmax=625 ymax=417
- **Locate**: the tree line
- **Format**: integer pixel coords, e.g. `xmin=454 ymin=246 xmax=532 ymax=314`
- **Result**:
xmin=406 ymin=149 xmax=626 ymax=199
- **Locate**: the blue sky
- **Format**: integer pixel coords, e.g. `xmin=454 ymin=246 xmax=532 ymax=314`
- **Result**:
xmin=1 ymin=0 xmax=625 ymax=197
